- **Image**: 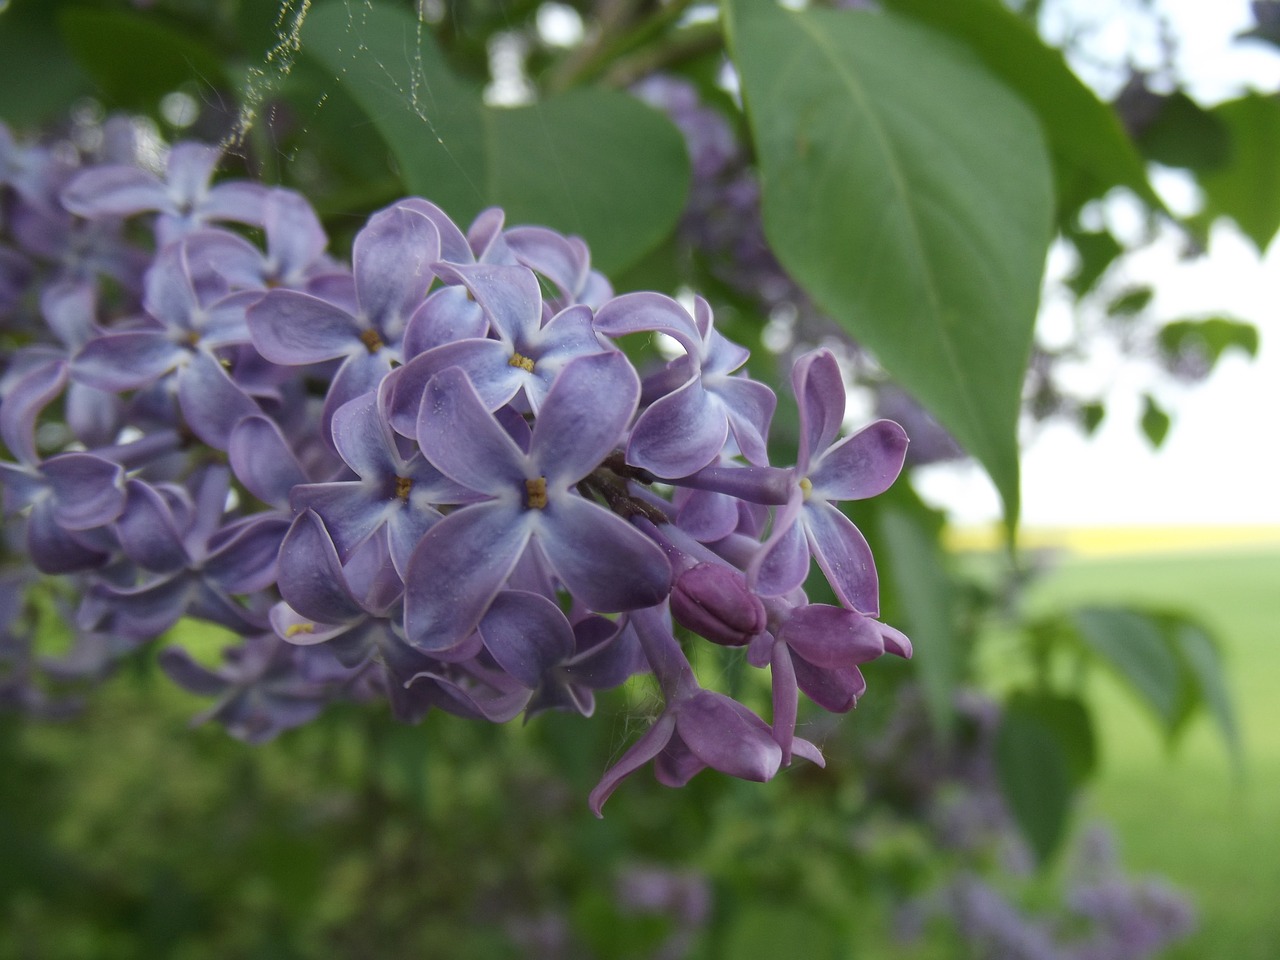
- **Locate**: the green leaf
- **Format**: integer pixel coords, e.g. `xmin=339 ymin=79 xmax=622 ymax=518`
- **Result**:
xmin=1158 ymin=317 xmax=1260 ymax=369
xmin=1005 ymin=690 xmax=1097 ymax=786
xmin=59 ymin=9 xmax=230 ymax=112
xmin=0 ymin=0 xmax=91 ymax=125
xmin=1137 ymin=92 xmax=1232 ymax=172
xmin=299 ymin=1 xmax=688 ymax=274
xmin=1171 ymin=619 xmax=1242 ymax=766
xmin=1079 ymin=401 xmax=1105 ymax=436
xmin=878 ymin=0 xmax=1160 ymax=213
xmin=1139 ymin=394 xmax=1171 ymax=449
xmin=1196 ymin=93 xmax=1280 ymax=252
xmin=996 ymin=698 xmax=1076 ymax=865
xmin=1106 ymin=285 xmax=1153 ymax=318
xmin=876 ymin=500 xmax=958 ymax=735
xmin=1064 ymin=227 xmax=1122 ymax=298
xmin=724 ymin=0 xmax=1054 ymax=529
xmin=1072 ymin=607 xmax=1182 ymax=730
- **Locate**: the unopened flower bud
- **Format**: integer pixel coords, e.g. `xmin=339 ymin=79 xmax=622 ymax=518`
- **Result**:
xmin=670 ymin=563 xmax=765 ymax=646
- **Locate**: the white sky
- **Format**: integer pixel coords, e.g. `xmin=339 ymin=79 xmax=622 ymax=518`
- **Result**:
xmin=917 ymin=0 xmax=1280 ymax=528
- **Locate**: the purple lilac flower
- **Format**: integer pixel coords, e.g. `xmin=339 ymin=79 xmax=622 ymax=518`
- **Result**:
xmin=3 ymin=126 xmax=912 ymax=810
xmin=404 ymin=352 xmax=671 ymax=653
xmin=61 ymin=141 xmax=267 ymax=243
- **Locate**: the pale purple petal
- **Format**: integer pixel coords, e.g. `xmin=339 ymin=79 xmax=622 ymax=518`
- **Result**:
xmin=503 ymin=226 xmax=588 ymax=299
xmin=395 ymin=197 xmax=472 ymax=263
xmin=330 ymin=390 xmax=400 ymax=480
xmin=204 ymin=515 xmax=289 ymax=594
xmin=750 ymin=497 xmax=808 ymax=597
xmin=61 ymin=166 xmax=169 ymax=218
xmin=593 ymin=291 xmax=700 ymax=356
xmin=353 ymin=205 xmax=440 ymax=334
xmin=247 ymin=289 xmax=360 ymax=364
xmin=177 ymin=349 xmax=260 ymax=449
xmin=399 ymin=338 xmax=523 ymax=413
xmin=115 ymin=479 xmax=189 ymax=572
xmin=228 ymin=415 xmax=307 ymax=506
xmin=804 ymin=500 xmax=879 ymax=615
xmin=536 ymin=496 xmax=670 ymax=612
xmin=276 ymin=510 xmax=365 ymax=625
xmin=416 ymin=366 xmax=525 ymax=495
xmin=627 ymin=376 xmax=726 ymax=478
xmin=203 ymin=181 xmax=269 ymax=225
xmin=402 ymin=285 xmax=488 ymax=358
xmin=433 ymin=261 xmax=541 ymax=344
xmin=717 ymin=376 xmax=776 ymax=466
xmin=403 ymin=501 xmax=532 ymax=652
xmin=793 ymin=349 xmax=845 ymax=472
xmin=1 ymin=358 xmax=67 ymax=464
xmin=478 ymin=590 xmax=575 ymax=688
xmin=531 ymin=351 xmax=639 ymax=487
xmin=165 ymin=143 xmax=220 ymax=203
xmin=289 ymin=482 xmax=393 ymax=561
xmin=808 ymin=419 xmax=909 ymax=502
xmin=42 ymin=453 xmax=125 ymax=530
xmin=72 ymin=332 xmax=181 ymax=392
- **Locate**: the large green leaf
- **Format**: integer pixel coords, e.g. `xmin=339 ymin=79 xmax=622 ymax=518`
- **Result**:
xmin=724 ymin=0 xmax=1054 ymax=528
xmin=1072 ymin=607 xmax=1182 ymax=729
xmin=877 ymin=500 xmax=958 ymax=735
xmin=0 ymin=0 xmax=91 ymax=125
xmin=1171 ymin=618 xmax=1242 ymax=766
xmin=299 ymin=1 xmax=688 ymax=273
xmin=1195 ymin=93 xmax=1280 ymax=252
xmin=880 ymin=0 xmax=1160 ymax=214
xmin=59 ymin=9 xmax=229 ymax=111
xmin=996 ymin=696 xmax=1077 ymax=865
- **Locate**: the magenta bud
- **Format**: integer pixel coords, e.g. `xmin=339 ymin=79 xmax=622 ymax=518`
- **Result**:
xmin=670 ymin=563 xmax=766 ymax=646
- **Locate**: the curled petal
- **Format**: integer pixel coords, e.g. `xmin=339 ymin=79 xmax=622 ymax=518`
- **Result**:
xmin=588 ymin=713 xmax=677 ymax=817
xmin=72 ymin=332 xmax=181 ymax=392
xmin=61 ymin=165 xmax=168 ymax=218
xmin=1 ymin=359 xmax=68 ymax=464
xmin=777 ymin=604 xmax=886 ymax=669
xmin=593 ymin=291 xmax=700 ymax=356
xmin=177 ymin=350 xmax=260 ymax=450
xmin=792 ymin=349 xmax=846 ymax=472
xmin=228 ymin=415 xmax=308 ymax=507
xmin=625 ymin=376 xmax=726 ymax=479
xmin=276 ymin=510 xmax=366 ymax=625
xmin=247 ymin=289 xmax=360 ymax=364
xmin=675 ymin=690 xmax=782 ymax=783
xmin=43 ymin=453 xmax=125 ymax=530
xmin=354 ymin=205 xmax=440 ymax=334
xmin=478 ymin=590 xmax=575 ymax=688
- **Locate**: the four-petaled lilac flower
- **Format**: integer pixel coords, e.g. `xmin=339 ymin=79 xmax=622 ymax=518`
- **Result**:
xmin=751 ymin=348 xmax=909 ymax=614
xmin=61 ymin=141 xmax=267 ymax=243
xmin=594 ymin=291 xmax=776 ymax=477
xmin=404 ymin=352 xmax=671 ymax=653
xmin=247 ymin=202 xmax=442 ymax=429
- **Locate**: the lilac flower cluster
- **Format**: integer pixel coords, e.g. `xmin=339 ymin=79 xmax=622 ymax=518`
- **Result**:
xmin=0 ymin=121 xmax=911 ymax=811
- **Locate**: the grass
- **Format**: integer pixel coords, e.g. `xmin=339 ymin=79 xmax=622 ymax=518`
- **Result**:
xmin=1001 ymin=545 xmax=1280 ymax=959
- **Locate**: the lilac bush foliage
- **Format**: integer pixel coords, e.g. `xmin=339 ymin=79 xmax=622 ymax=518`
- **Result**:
xmin=0 ymin=123 xmax=911 ymax=810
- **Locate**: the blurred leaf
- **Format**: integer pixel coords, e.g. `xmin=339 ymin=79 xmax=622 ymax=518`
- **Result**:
xmin=0 ymin=0 xmax=91 ymax=124
xmin=1195 ymin=93 xmax=1280 ymax=252
xmin=1169 ymin=617 xmax=1242 ymax=766
xmin=1005 ymin=690 xmax=1097 ymax=785
xmin=1136 ymin=92 xmax=1232 ymax=172
xmin=1140 ymin=394 xmax=1171 ymax=448
xmin=717 ymin=904 xmax=839 ymax=960
xmin=1072 ymin=607 xmax=1182 ymax=730
xmin=299 ymin=1 xmax=689 ymax=274
xmin=1079 ymin=400 xmax=1105 ymax=435
xmin=876 ymin=499 xmax=958 ymax=735
xmin=1158 ymin=317 xmax=1260 ymax=368
xmin=1106 ymin=285 xmax=1153 ymax=317
xmin=59 ymin=9 xmax=230 ymax=112
xmin=879 ymin=0 xmax=1161 ymax=213
xmin=995 ymin=698 xmax=1075 ymax=865
xmin=1065 ymin=227 xmax=1123 ymax=298
xmin=724 ymin=0 xmax=1054 ymax=529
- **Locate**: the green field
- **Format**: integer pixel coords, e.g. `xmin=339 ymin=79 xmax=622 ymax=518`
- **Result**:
xmin=1011 ymin=546 xmax=1280 ymax=959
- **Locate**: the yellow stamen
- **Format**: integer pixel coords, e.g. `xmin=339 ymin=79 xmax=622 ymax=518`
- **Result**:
xmin=508 ymin=352 xmax=535 ymax=373
xmin=285 ymin=622 xmax=315 ymax=637
xmin=395 ymin=476 xmax=413 ymax=501
xmin=799 ymin=477 xmax=813 ymax=501
xmin=525 ymin=476 xmax=548 ymax=509
xmin=359 ymin=328 xmax=384 ymax=353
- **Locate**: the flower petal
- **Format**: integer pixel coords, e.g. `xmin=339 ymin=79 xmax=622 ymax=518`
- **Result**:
xmin=353 ymin=204 xmax=440 ymax=335
xmin=808 ymin=419 xmax=909 ymax=502
xmin=626 ymin=376 xmax=726 ymax=479
xmin=416 ymin=365 xmax=524 ymax=495
xmin=478 ymin=590 xmax=575 ymax=688
xmin=804 ymin=500 xmax=879 ymax=616
xmin=588 ymin=713 xmax=677 ymax=817
xmin=247 ymin=289 xmax=359 ymax=365
xmin=536 ymin=496 xmax=670 ymax=613
xmin=532 ymin=351 xmax=639 ymax=487
xmin=403 ymin=500 xmax=531 ymax=652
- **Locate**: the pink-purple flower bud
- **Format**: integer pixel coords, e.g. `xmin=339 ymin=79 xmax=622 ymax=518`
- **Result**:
xmin=670 ymin=562 xmax=766 ymax=646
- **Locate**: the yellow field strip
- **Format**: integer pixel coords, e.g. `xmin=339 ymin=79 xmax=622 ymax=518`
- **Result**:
xmin=945 ymin=524 xmax=1280 ymax=557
